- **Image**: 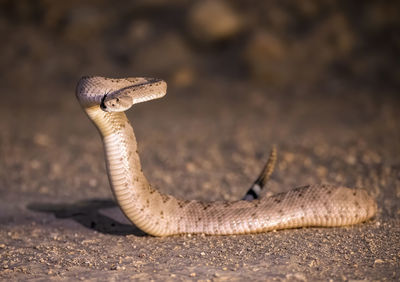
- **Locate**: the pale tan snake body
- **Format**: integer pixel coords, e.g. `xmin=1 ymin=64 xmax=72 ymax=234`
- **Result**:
xmin=75 ymin=76 xmax=377 ymax=236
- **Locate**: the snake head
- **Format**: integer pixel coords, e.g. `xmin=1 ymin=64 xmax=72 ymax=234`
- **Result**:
xmin=100 ymin=78 xmax=167 ymax=112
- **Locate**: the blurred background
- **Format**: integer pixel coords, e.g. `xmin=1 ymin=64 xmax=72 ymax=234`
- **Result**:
xmin=1 ymin=0 xmax=399 ymax=94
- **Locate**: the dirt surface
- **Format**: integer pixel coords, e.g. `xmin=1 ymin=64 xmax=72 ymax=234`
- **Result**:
xmin=1 ymin=1 xmax=399 ymax=281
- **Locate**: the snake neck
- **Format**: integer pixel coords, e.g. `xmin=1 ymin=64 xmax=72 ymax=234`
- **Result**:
xmin=85 ymin=106 xmax=170 ymax=235
xmin=85 ymin=106 xmax=146 ymax=182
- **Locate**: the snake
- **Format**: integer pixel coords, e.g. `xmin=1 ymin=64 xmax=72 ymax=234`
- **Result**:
xmin=75 ymin=76 xmax=377 ymax=236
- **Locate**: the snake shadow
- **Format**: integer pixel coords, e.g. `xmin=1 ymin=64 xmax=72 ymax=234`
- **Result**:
xmin=27 ymin=199 xmax=146 ymax=237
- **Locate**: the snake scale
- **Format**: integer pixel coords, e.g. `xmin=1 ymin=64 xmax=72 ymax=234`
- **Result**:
xmin=76 ymin=76 xmax=377 ymax=236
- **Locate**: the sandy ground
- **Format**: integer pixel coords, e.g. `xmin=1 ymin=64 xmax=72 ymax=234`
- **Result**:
xmin=0 ymin=77 xmax=399 ymax=280
xmin=1 ymin=1 xmax=399 ymax=280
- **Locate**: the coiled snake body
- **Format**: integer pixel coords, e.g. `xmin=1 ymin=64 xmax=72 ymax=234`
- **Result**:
xmin=76 ymin=76 xmax=377 ymax=236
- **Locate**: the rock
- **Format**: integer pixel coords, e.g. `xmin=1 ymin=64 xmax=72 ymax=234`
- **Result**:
xmin=187 ymin=0 xmax=244 ymax=43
